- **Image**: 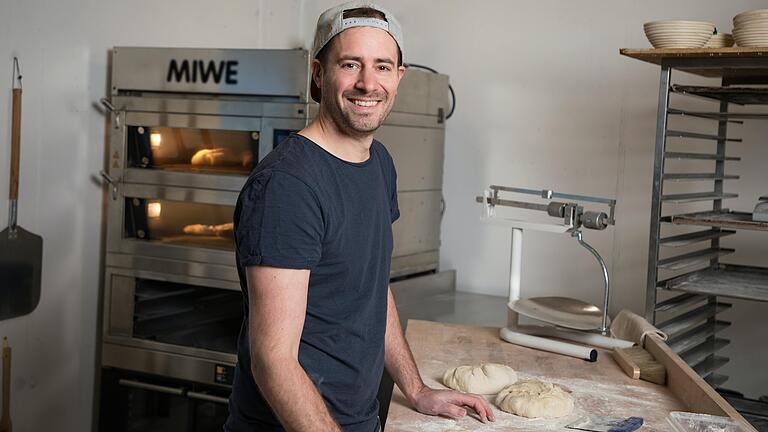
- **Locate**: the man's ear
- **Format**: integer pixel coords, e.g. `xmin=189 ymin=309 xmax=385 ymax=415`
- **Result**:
xmin=398 ymin=65 xmax=405 ymax=80
xmin=312 ymin=59 xmax=323 ymax=91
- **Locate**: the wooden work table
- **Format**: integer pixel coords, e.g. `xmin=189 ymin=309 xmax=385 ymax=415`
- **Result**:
xmin=385 ymin=320 xmax=755 ymax=432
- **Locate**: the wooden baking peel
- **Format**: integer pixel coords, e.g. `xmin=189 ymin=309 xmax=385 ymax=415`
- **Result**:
xmin=0 ymin=57 xmax=42 ymax=321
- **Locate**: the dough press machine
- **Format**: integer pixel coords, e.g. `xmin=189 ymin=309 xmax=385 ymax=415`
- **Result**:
xmin=476 ymin=186 xmax=633 ymax=361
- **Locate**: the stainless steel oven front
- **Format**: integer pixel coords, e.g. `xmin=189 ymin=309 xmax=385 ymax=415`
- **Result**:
xmin=98 ymin=48 xmax=310 ymax=431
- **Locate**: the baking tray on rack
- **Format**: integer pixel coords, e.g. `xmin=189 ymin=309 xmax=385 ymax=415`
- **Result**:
xmin=659 ymin=264 xmax=768 ymax=302
xmin=663 ymin=210 xmax=768 ymax=231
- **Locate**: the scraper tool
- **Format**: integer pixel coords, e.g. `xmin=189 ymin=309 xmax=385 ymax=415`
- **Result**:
xmin=567 ymin=416 xmax=643 ymax=432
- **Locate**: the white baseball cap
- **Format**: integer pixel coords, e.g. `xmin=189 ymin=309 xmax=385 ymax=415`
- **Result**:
xmin=310 ymin=1 xmax=404 ymax=102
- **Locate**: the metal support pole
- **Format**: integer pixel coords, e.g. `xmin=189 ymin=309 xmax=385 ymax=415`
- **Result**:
xmin=711 ymin=95 xmax=729 ymax=257
xmin=645 ymin=64 xmax=672 ymax=323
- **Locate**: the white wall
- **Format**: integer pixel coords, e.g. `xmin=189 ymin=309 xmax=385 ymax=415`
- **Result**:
xmin=0 ymin=1 xmax=766 ymax=430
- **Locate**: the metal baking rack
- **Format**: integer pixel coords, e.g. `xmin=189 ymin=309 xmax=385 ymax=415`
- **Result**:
xmin=621 ymin=49 xmax=768 ymax=398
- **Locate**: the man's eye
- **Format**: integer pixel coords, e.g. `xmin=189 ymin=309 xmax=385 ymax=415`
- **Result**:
xmin=342 ymin=63 xmax=358 ymax=69
xmin=378 ymin=65 xmax=392 ymax=71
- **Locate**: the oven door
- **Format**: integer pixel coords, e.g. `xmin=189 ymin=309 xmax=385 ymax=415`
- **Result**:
xmin=113 ymin=111 xmax=305 ymax=191
xmin=99 ymin=367 xmax=230 ymax=432
xmin=106 ymin=184 xmax=238 ymax=270
xmin=102 ymin=267 xmax=241 ymax=369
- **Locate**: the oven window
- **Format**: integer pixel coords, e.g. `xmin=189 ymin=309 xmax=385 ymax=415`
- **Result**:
xmin=125 ymin=198 xmax=234 ymax=250
xmin=133 ymin=278 xmax=242 ymax=353
xmin=128 ymin=126 xmax=258 ymax=174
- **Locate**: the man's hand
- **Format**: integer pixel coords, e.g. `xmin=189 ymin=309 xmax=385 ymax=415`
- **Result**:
xmin=411 ymin=386 xmax=496 ymax=423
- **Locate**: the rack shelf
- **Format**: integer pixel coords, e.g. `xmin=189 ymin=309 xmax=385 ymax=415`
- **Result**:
xmin=659 ymin=229 xmax=736 ymax=247
xmin=664 ymin=210 xmax=768 ymax=232
xmin=668 ymin=320 xmax=731 ymax=354
xmin=661 ymin=192 xmax=738 ymax=204
xmin=657 ymin=247 xmax=734 ymax=271
xmin=655 ymin=292 xmax=707 ymax=312
xmin=664 ymin=173 xmax=739 ymax=182
xmin=659 ymin=264 xmax=768 ymax=302
xmin=664 ymin=152 xmax=740 ymax=161
xmin=671 ymin=85 xmax=768 ymax=106
xmin=657 ymin=302 xmax=731 ymax=338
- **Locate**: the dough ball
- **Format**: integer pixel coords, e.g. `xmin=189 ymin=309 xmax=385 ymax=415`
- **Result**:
xmin=442 ymin=363 xmax=518 ymax=394
xmin=495 ymin=380 xmax=574 ymax=418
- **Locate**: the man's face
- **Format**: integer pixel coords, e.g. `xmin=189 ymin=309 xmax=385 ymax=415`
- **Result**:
xmin=314 ymin=26 xmax=405 ymax=137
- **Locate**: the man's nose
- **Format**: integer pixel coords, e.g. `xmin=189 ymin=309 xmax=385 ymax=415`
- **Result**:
xmin=355 ymin=66 xmax=377 ymax=93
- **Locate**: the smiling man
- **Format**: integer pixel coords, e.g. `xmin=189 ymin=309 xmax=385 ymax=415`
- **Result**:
xmin=224 ymin=2 xmax=495 ymax=431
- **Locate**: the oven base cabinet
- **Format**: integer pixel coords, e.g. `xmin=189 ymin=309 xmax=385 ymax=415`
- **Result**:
xmin=99 ymin=368 xmax=230 ymax=432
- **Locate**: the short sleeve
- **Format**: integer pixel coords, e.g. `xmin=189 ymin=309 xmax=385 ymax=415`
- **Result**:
xmin=390 ymin=170 xmax=400 ymax=223
xmin=235 ymin=171 xmax=324 ymax=270
xmin=378 ymin=141 xmax=400 ymax=223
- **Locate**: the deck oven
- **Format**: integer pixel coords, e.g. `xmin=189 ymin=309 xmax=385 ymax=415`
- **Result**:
xmin=97 ymin=48 xmax=309 ymax=431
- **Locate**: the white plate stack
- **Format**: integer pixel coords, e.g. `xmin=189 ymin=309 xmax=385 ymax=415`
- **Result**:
xmin=733 ymin=9 xmax=768 ymax=47
xmin=704 ymin=33 xmax=734 ymax=48
xmin=644 ymin=20 xmax=716 ymax=48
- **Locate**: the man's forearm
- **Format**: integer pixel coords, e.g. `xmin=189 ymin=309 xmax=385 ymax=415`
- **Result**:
xmin=384 ymin=287 xmax=426 ymax=402
xmin=251 ymin=356 xmax=340 ymax=432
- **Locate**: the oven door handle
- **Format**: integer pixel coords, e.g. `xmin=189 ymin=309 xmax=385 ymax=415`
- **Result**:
xmin=118 ymin=379 xmax=184 ymax=396
xmin=99 ymin=170 xmax=119 ymax=200
xmin=99 ymin=97 xmax=121 ymax=130
xmin=187 ymin=391 xmax=229 ymax=405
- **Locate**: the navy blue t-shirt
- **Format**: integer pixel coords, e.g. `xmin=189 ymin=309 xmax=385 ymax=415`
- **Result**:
xmin=225 ymin=134 xmax=399 ymax=432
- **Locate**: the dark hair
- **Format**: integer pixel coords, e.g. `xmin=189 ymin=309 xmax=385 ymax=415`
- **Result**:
xmin=315 ymin=7 xmax=403 ymax=67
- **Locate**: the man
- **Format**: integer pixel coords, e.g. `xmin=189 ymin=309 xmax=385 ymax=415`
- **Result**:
xmin=225 ymin=2 xmax=495 ymax=431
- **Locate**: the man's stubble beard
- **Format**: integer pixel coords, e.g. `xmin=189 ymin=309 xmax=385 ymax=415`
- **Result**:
xmin=322 ymin=90 xmax=395 ymax=137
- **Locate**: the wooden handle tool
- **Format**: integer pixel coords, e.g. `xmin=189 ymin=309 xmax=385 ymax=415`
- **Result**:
xmin=10 ymin=88 xmax=21 ymax=204
xmin=0 ymin=337 xmax=12 ymax=432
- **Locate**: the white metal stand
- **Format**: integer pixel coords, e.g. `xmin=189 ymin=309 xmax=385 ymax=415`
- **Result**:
xmin=498 ymin=227 xmax=632 ymax=361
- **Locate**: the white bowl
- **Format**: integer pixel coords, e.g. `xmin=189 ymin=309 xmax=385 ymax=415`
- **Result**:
xmin=735 ymin=41 xmax=768 ymax=47
xmin=649 ymin=39 xmax=711 ymax=48
xmin=733 ymin=29 xmax=768 ymax=36
xmin=704 ymin=34 xmax=734 ymax=48
xmin=644 ymin=19 xmax=716 ymax=28
xmin=734 ymin=9 xmax=768 ymax=25
xmin=644 ymin=20 xmax=715 ymax=48
xmin=645 ymin=28 xmax=714 ymax=34
xmin=734 ymin=16 xmax=768 ymax=25
xmin=733 ymin=33 xmax=768 ymax=47
xmin=645 ymin=23 xmax=714 ymax=29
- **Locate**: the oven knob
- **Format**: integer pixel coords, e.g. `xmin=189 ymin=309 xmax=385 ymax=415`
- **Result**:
xmin=251 ymin=132 xmax=260 ymax=141
xmin=132 ymin=198 xmax=141 ymax=207
xmin=137 ymin=229 xmax=146 ymax=239
xmin=138 ymin=127 xmax=145 ymax=134
xmin=141 ymin=156 xmax=149 ymax=167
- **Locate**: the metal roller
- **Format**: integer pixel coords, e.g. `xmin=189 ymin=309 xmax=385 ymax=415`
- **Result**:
xmin=582 ymin=211 xmax=609 ymax=230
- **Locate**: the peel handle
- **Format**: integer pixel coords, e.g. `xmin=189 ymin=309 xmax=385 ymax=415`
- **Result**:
xmin=10 ymin=88 xmax=21 ymax=203
xmin=0 ymin=337 xmax=11 ymax=432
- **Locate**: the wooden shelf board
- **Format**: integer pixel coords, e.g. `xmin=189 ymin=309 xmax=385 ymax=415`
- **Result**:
xmin=620 ymin=47 xmax=768 ymax=79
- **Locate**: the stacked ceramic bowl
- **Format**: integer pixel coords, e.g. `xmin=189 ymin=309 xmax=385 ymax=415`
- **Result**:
xmin=644 ymin=20 xmax=715 ymax=48
xmin=704 ymin=33 xmax=734 ymax=48
xmin=733 ymin=9 xmax=768 ymax=47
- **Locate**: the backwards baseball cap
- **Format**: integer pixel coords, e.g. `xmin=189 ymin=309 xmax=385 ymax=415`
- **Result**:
xmin=310 ymin=1 xmax=404 ymax=102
